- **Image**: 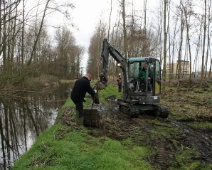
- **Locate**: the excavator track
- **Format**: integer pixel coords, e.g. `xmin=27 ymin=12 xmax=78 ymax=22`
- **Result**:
xmin=119 ymin=104 xmax=139 ymax=118
xmin=118 ymin=102 xmax=170 ymax=118
xmin=152 ymin=105 xmax=170 ymax=118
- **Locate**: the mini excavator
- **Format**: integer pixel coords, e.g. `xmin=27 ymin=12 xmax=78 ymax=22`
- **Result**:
xmin=96 ymin=38 xmax=170 ymax=118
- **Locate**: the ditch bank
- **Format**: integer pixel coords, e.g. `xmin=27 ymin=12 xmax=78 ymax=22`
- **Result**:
xmin=61 ymin=87 xmax=212 ymax=169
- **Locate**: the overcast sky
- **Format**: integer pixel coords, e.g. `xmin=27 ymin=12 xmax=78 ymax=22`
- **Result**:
xmin=71 ymin=0 xmax=116 ymax=46
xmin=66 ymin=0 xmax=121 ymax=70
xmin=45 ymin=0 xmax=120 ymax=70
xmin=25 ymin=0 xmax=164 ymax=71
xmin=24 ymin=0 xmax=207 ymax=72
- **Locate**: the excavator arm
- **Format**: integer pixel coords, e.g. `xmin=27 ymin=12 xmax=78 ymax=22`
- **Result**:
xmin=99 ymin=38 xmax=129 ymax=98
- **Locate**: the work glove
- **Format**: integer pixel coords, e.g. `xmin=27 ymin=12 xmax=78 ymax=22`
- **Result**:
xmin=93 ymin=94 xmax=100 ymax=104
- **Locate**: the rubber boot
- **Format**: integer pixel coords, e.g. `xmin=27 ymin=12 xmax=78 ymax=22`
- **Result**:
xmin=78 ymin=117 xmax=84 ymax=125
xmin=77 ymin=110 xmax=84 ymax=125
xmin=74 ymin=110 xmax=79 ymax=122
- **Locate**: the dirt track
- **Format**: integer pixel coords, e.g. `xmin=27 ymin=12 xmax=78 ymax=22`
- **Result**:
xmin=86 ymin=92 xmax=212 ymax=169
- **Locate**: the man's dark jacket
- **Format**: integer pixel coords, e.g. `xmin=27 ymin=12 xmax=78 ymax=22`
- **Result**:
xmin=71 ymin=76 xmax=95 ymax=103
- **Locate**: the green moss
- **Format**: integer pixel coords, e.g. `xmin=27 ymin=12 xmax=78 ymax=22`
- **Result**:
xmin=97 ymin=85 xmax=123 ymax=105
xmin=173 ymin=147 xmax=205 ymax=170
xmin=188 ymin=121 xmax=212 ymax=130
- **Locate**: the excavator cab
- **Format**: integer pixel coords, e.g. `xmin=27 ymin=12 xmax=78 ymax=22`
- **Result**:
xmin=116 ymin=57 xmax=169 ymax=118
xmin=127 ymin=57 xmax=161 ymax=102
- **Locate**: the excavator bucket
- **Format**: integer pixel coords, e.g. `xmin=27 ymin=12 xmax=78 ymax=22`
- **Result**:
xmin=83 ymin=109 xmax=102 ymax=127
xmin=83 ymin=92 xmax=101 ymax=127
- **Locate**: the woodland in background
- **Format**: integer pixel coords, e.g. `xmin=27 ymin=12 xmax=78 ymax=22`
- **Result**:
xmin=0 ymin=0 xmax=212 ymax=91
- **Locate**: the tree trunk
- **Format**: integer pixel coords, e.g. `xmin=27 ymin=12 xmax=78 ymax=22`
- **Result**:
xmin=205 ymin=0 xmax=211 ymax=78
xmin=200 ymin=0 xmax=207 ymax=87
xmin=177 ymin=1 xmax=184 ymax=80
xmin=162 ymin=0 xmax=167 ymax=93
xmin=27 ymin=0 xmax=51 ymax=66
xmin=121 ymin=0 xmax=128 ymax=58
xmin=183 ymin=4 xmax=192 ymax=86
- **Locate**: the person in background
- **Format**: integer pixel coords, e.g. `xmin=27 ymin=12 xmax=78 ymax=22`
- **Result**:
xmin=117 ymin=74 xmax=122 ymax=92
xmin=71 ymin=73 xmax=95 ymax=124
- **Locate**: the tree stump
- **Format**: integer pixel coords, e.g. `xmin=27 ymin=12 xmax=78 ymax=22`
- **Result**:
xmin=83 ymin=109 xmax=102 ymax=128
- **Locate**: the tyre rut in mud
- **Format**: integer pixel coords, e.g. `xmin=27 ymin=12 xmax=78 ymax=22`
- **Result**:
xmin=88 ymin=96 xmax=212 ymax=169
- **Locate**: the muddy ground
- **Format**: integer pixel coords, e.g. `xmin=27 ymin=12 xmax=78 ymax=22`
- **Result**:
xmin=62 ymin=86 xmax=212 ymax=169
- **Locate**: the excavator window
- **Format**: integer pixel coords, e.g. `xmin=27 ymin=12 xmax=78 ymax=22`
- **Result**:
xmin=128 ymin=62 xmax=154 ymax=78
xmin=155 ymin=60 xmax=161 ymax=95
xmin=128 ymin=62 xmax=140 ymax=78
xmin=128 ymin=61 xmax=154 ymax=92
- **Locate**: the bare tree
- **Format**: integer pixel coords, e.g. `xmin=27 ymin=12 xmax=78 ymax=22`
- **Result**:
xmin=200 ymin=0 xmax=207 ymax=86
xmin=107 ymin=0 xmax=113 ymax=41
xmin=182 ymin=2 xmax=193 ymax=85
xmin=0 ymin=0 xmax=75 ymax=73
xmin=205 ymin=0 xmax=212 ymax=78
xmin=193 ymin=17 xmax=203 ymax=76
xmin=154 ymin=1 xmax=163 ymax=62
xmin=121 ymin=0 xmax=128 ymax=58
xmin=27 ymin=0 xmax=51 ymax=66
xmin=209 ymin=59 xmax=212 ymax=77
xmin=0 ymin=0 xmax=21 ymax=73
xmin=162 ymin=0 xmax=168 ymax=92
xmin=168 ymin=9 xmax=179 ymax=83
xmin=87 ymin=21 xmax=107 ymax=79
xmin=177 ymin=1 xmax=184 ymax=80
xmin=54 ymin=26 xmax=80 ymax=79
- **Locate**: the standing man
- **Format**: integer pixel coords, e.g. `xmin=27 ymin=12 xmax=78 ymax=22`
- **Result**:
xmin=71 ymin=73 xmax=95 ymax=123
xmin=117 ymin=74 xmax=122 ymax=92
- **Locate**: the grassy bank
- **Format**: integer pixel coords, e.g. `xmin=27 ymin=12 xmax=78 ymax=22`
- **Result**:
xmin=13 ymin=85 xmax=153 ymax=170
xmin=12 ymin=83 xmax=212 ymax=169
